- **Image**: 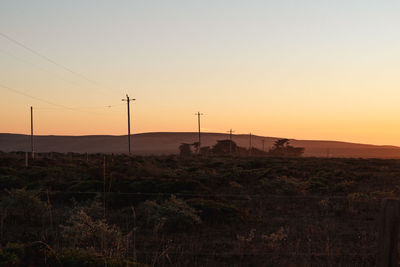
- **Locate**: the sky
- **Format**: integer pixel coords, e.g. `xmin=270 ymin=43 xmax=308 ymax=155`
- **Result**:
xmin=1 ymin=0 xmax=400 ymax=146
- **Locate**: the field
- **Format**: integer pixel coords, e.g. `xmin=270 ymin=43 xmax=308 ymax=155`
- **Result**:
xmin=1 ymin=152 xmax=399 ymax=266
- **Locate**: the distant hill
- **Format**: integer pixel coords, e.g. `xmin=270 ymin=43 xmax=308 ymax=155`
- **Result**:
xmin=1 ymin=132 xmax=400 ymax=158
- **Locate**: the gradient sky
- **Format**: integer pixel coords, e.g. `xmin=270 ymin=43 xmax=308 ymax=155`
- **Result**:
xmin=1 ymin=0 xmax=400 ymax=145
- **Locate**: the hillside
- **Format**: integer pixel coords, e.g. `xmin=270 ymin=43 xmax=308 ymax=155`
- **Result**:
xmin=1 ymin=132 xmax=400 ymax=158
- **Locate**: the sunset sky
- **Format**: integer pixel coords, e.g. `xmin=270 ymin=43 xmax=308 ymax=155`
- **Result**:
xmin=1 ymin=1 xmax=400 ymax=146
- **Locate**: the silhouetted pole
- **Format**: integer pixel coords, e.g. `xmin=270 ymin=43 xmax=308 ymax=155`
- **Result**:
xmin=195 ymin=112 xmax=203 ymax=153
xmin=103 ymin=155 xmax=106 ymax=219
xmin=30 ymin=106 xmax=34 ymax=159
xmin=262 ymin=139 xmax=265 ymax=152
xmin=249 ymin=133 xmax=252 ymax=156
xmin=122 ymin=94 xmax=135 ymax=154
xmin=227 ymin=129 xmax=235 ymax=154
xmin=127 ymin=98 xmax=130 ymax=153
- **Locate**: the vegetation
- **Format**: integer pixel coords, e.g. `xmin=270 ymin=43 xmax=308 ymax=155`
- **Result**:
xmin=0 ymin=151 xmax=397 ymax=265
xmin=268 ymin=138 xmax=305 ymax=157
xmin=180 ymin=138 xmax=305 ymax=157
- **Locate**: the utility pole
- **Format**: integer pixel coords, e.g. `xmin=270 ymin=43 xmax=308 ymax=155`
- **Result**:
xmin=249 ymin=132 xmax=252 ymax=156
xmin=262 ymin=139 xmax=265 ymax=152
xmin=30 ymin=106 xmax=34 ymax=159
xmin=103 ymin=155 xmax=106 ymax=219
xmin=195 ymin=112 xmax=203 ymax=153
xmin=122 ymin=94 xmax=135 ymax=154
xmin=227 ymin=129 xmax=235 ymax=154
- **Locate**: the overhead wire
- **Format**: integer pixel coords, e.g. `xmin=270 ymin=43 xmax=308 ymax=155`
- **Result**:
xmin=0 ymin=33 xmax=128 ymax=113
xmin=0 ymin=32 xmax=134 ymax=132
xmin=0 ymin=31 xmax=122 ymax=95
xmin=0 ymin=48 xmax=125 ymax=112
xmin=0 ymin=47 xmax=90 ymax=89
xmin=0 ymin=83 xmax=119 ymax=115
xmin=34 ymin=103 xmax=125 ymax=110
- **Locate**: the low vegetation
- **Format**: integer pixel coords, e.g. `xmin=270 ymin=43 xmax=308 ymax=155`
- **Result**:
xmin=0 ymin=151 xmax=398 ymax=266
xmin=179 ymin=138 xmax=305 ymax=157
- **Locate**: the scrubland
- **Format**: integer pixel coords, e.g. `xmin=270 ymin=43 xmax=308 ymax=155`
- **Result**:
xmin=1 ymin=152 xmax=398 ymax=266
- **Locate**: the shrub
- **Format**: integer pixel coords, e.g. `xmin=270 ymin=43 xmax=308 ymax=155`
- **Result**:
xmin=138 ymin=195 xmax=201 ymax=232
xmin=188 ymin=199 xmax=241 ymax=224
xmin=0 ymin=175 xmax=23 ymax=190
xmin=68 ymin=180 xmax=104 ymax=192
xmin=58 ymin=249 xmax=105 ymax=267
xmin=60 ymin=208 xmax=123 ymax=257
xmin=259 ymin=176 xmax=303 ymax=195
xmin=306 ymin=176 xmax=328 ymax=193
xmin=0 ymin=243 xmax=24 ymax=266
xmin=1 ymin=188 xmax=47 ymax=224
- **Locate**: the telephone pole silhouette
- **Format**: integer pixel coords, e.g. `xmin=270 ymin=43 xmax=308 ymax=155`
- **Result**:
xmin=249 ymin=132 xmax=252 ymax=156
xmin=227 ymin=129 xmax=235 ymax=154
xmin=122 ymin=94 xmax=135 ymax=154
xmin=30 ymin=106 xmax=34 ymax=159
xmin=262 ymin=139 xmax=265 ymax=152
xmin=195 ymin=112 xmax=203 ymax=153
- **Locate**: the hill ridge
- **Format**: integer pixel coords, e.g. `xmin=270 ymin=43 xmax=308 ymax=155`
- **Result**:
xmin=1 ymin=132 xmax=400 ymax=158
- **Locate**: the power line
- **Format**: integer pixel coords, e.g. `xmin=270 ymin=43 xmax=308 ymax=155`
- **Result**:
xmin=0 ymin=31 xmax=120 ymax=94
xmin=0 ymin=83 xmax=74 ymax=110
xmin=34 ymin=103 xmax=125 ymax=110
xmin=0 ymin=83 xmax=110 ymax=115
xmin=0 ymin=47 xmax=85 ymax=89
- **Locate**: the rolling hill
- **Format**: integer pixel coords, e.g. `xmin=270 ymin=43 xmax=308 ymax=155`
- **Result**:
xmin=1 ymin=132 xmax=400 ymax=158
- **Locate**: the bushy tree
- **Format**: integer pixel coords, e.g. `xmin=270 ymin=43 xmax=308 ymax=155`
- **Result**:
xmin=211 ymin=140 xmax=238 ymax=155
xmin=268 ymin=139 xmax=304 ymax=157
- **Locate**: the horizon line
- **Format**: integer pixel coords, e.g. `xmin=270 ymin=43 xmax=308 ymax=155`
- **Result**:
xmin=1 ymin=131 xmax=399 ymax=148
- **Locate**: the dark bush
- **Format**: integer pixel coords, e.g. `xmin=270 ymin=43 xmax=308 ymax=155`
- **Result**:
xmin=0 ymin=243 xmax=24 ymax=266
xmin=138 ymin=195 xmax=201 ymax=232
xmin=188 ymin=199 xmax=241 ymax=224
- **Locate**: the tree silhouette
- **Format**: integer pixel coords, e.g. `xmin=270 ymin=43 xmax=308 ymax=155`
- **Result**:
xmin=212 ymin=140 xmax=238 ymax=155
xmin=269 ymin=139 xmax=304 ymax=157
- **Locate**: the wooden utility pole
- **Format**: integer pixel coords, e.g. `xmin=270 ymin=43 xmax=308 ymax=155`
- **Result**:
xmin=103 ymin=156 xmax=106 ymax=219
xmin=249 ymin=133 xmax=252 ymax=156
xmin=227 ymin=129 xmax=235 ymax=154
xmin=30 ymin=106 xmax=34 ymax=159
xmin=122 ymin=94 xmax=135 ymax=154
xmin=195 ymin=112 xmax=203 ymax=153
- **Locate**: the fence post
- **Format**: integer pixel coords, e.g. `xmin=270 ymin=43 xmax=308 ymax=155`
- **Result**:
xmin=378 ymin=199 xmax=400 ymax=267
